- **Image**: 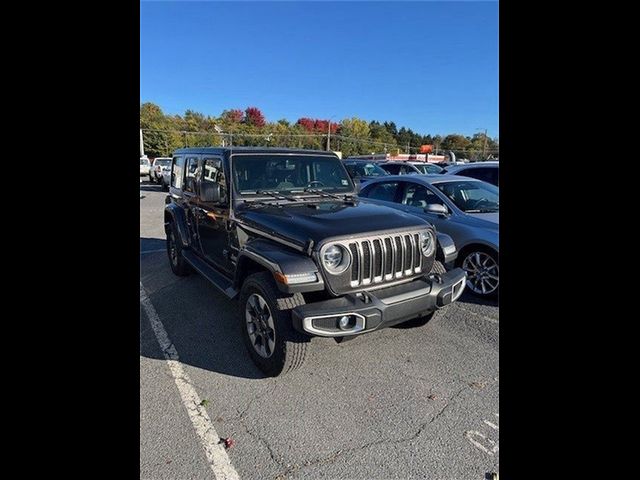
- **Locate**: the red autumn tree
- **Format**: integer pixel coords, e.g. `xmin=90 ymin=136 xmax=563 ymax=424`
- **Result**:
xmin=221 ymin=109 xmax=244 ymax=123
xmin=244 ymin=106 xmax=266 ymax=127
xmin=296 ymin=117 xmax=316 ymax=132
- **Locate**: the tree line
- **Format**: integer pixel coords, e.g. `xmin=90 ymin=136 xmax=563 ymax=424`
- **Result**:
xmin=140 ymin=103 xmax=499 ymax=160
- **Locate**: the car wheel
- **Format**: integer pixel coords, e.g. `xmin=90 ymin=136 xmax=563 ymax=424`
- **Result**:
xmin=458 ymin=247 xmax=499 ymax=298
xmin=239 ymin=272 xmax=308 ymax=377
xmin=166 ymin=223 xmax=192 ymax=276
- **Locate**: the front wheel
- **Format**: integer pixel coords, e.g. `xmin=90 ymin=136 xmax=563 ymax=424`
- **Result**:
xmin=239 ymin=272 xmax=308 ymax=377
xmin=459 ymin=248 xmax=499 ymax=298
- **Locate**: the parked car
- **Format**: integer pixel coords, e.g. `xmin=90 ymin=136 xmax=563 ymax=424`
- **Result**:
xmin=358 ymin=174 xmax=498 ymax=298
xmin=150 ymin=157 xmax=172 ymax=183
xmin=380 ymin=161 xmax=445 ymax=175
xmin=443 ymin=161 xmax=499 ymax=186
xmin=140 ymin=157 xmax=151 ymax=177
xmin=160 ymin=168 xmax=171 ymax=191
xmin=343 ymin=159 xmax=390 ymax=184
xmin=164 ymin=147 xmax=466 ymax=376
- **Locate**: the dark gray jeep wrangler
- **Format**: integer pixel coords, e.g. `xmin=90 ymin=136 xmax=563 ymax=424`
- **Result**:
xmin=164 ymin=147 xmax=466 ymax=376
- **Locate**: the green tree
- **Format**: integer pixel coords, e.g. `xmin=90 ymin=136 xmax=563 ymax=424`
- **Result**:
xmin=339 ymin=117 xmax=371 ymax=156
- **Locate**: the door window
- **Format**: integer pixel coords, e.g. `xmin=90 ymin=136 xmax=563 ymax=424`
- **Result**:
xmin=402 ymin=183 xmax=446 ymax=208
xmin=171 ymin=157 xmax=185 ymax=189
xmin=202 ymin=158 xmax=227 ymax=204
xmin=363 ymin=182 xmax=399 ymax=202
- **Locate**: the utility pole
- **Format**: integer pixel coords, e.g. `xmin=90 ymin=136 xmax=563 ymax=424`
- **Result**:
xmin=326 ymin=116 xmax=337 ymax=151
xmin=140 ymin=129 xmax=144 ymax=157
xmin=482 ymin=128 xmax=488 ymax=159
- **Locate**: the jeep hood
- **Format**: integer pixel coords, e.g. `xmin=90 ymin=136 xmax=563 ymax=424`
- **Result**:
xmin=236 ymin=200 xmax=431 ymax=247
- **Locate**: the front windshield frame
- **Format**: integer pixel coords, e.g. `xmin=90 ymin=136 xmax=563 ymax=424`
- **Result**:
xmin=231 ymin=153 xmax=356 ymax=197
xmin=433 ymin=180 xmax=499 ymax=213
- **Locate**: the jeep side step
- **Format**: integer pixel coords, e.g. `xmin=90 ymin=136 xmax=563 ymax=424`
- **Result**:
xmin=182 ymin=250 xmax=238 ymax=299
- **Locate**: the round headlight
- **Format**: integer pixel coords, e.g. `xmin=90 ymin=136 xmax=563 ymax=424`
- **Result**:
xmin=419 ymin=230 xmax=436 ymax=257
xmin=321 ymin=244 xmax=350 ymax=274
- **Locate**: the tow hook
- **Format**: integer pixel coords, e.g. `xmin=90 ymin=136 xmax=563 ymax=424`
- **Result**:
xmin=428 ymin=273 xmax=443 ymax=284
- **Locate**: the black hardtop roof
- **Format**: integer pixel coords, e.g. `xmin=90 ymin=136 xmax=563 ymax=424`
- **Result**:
xmin=173 ymin=147 xmax=338 ymax=156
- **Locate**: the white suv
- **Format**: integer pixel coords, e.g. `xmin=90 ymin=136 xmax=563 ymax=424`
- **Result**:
xmin=140 ymin=157 xmax=151 ymax=177
xmin=149 ymin=157 xmax=172 ymax=184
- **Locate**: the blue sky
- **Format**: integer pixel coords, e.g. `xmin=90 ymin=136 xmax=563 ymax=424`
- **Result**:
xmin=140 ymin=1 xmax=498 ymax=138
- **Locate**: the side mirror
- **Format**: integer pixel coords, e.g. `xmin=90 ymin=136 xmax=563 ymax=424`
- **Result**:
xmin=200 ymin=182 xmax=221 ymax=203
xmin=424 ymin=203 xmax=449 ymax=216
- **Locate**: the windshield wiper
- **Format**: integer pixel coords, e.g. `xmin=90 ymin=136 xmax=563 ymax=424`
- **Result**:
xmin=254 ymin=190 xmax=304 ymax=203
xmin=301 ymin=188 xmax=357 ymax=205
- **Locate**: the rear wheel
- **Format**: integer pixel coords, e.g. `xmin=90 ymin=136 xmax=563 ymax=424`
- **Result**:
xmin=239 ymin=272 xmax=308 ymax=377
xmin=166 ymin=223 xmax=192 ymax=276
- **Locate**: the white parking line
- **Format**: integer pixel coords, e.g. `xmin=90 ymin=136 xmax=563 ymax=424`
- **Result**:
xmin=140 ymin=282 xmax=240 ymax=480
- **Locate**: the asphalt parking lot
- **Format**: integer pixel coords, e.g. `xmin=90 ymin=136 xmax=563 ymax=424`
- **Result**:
xmin=140 ymin=178 xmax=499 ymax=480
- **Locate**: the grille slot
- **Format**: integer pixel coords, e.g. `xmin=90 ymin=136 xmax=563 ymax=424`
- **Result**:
xmin=346 ymin=232 xmax=425 ymax=287
xmin=349 ymin=243 xmax=359 ymax=282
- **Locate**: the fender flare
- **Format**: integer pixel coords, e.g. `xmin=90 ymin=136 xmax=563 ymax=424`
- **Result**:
xmin=235 ymin=238 xmax=324 ymax=294
xmin=164 ymin=203 xmax=191 ymax=248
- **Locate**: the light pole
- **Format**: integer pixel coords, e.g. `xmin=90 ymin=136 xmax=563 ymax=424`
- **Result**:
xmin=327 ymin=116 xmax=337 ymax=151
xmin=214 ymin=124 xmax=225 ymax=147
xmin=477 ymin=128 xmax=488 ymax=160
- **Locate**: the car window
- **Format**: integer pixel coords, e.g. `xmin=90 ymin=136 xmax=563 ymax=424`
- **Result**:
xmin=458 ymin=167 xmax=488 ymax=182
xmin=202 ymin=158 xmax=227 ymax=204
xmin=402 ymin=183 xmax=445 ymax=208
xmin=171 ymin=157 xmax=185 ymax=189
xmin=344 ymin=162 xmax=388 ymax=177
xmin=184 ymin=157 xmax=199 ymax=193
xmin=382 ymin=164 xmax=400 ymax=174
xmin=363 ymin=182 xmax=399 ymax=202
xmin=434 ymin=180 xmax=499 ymax=213
xmin=424 ymin=164 xmax=444 ymax=174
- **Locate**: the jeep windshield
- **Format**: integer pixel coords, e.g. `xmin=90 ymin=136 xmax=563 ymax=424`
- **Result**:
xmin=233 ymin=154 xmax=355 ymax=195
xmin=433 ymin=180 xmax=499 ymax=213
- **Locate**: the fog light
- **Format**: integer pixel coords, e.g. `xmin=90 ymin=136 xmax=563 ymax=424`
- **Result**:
xmin=338 ymin=316 xmax=351 ymax=330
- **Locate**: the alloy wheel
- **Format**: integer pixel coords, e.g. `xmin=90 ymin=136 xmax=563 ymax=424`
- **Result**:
xmin=462 ymin=251 xmax=499 ymax=295
xmin=245 ymin=293 xmax=276 ymax=358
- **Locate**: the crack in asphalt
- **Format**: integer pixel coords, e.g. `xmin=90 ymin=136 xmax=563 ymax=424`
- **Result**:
xmin=262 ymin=384 xmax=469 ymax=478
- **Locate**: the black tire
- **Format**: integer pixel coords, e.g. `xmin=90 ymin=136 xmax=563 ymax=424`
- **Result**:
xmin=239 ymin=272 xmax=309 ymax=377
xmin=166 ymin=222 xmax=192 ymax=276
xmin=457 ymin=246 xmax=499 ymax=298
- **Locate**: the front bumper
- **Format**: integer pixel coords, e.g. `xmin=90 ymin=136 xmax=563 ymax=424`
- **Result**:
xmin=292 ymin=268 xmax=466 ymax=337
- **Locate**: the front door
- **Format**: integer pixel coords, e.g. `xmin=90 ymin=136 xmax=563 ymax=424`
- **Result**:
xmin=195 ymin=157 xmax=232 ymax=273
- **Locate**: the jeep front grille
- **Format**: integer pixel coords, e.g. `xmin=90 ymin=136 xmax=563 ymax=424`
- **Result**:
xmin=348 ymin=232 xmax=424 ymax=287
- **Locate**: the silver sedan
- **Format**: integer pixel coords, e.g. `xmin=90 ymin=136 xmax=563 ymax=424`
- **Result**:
xmin=358 ymin=174 xmax=499 ymax=297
